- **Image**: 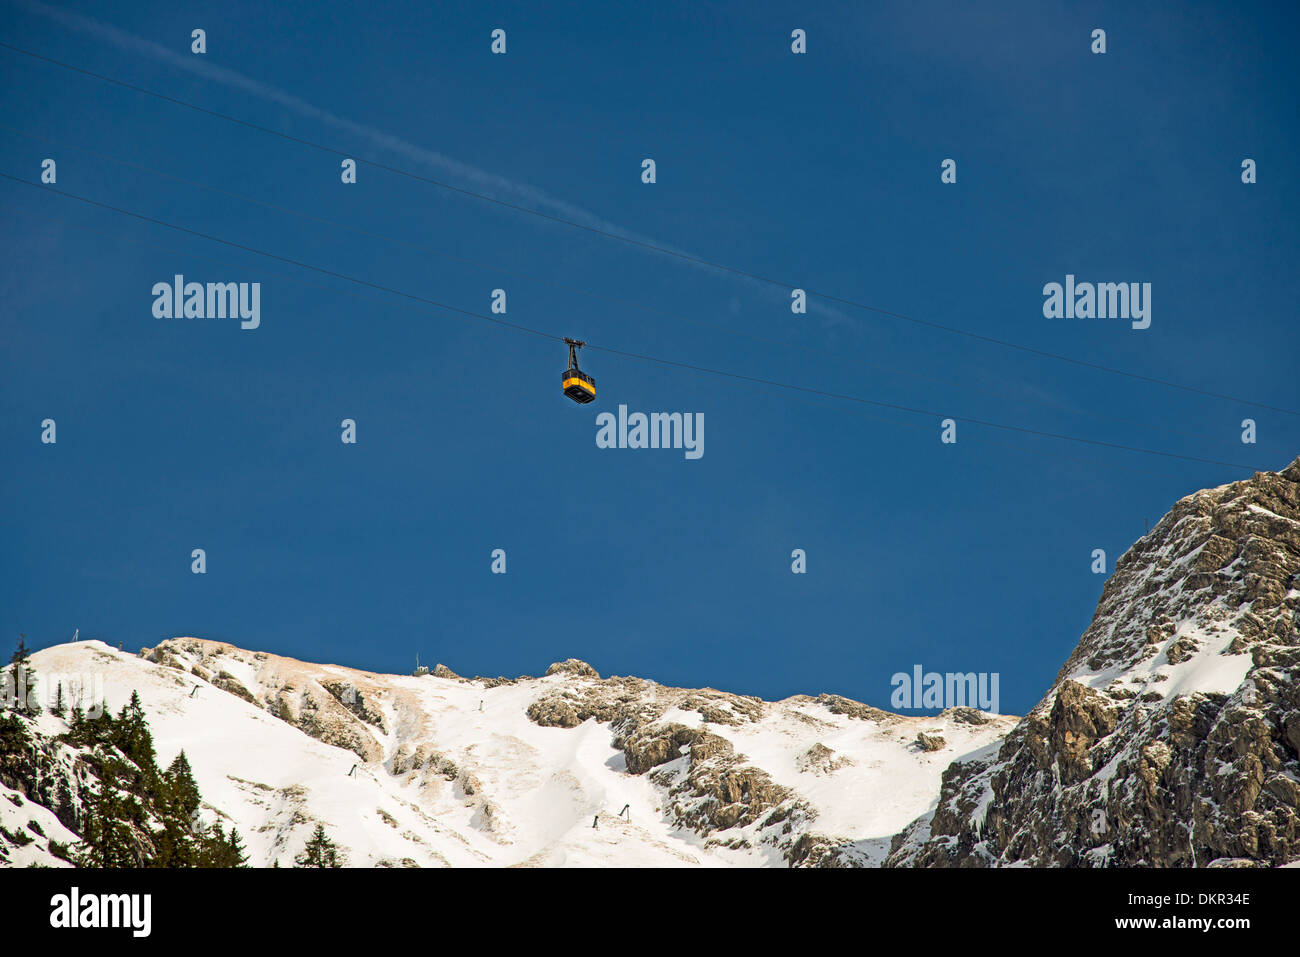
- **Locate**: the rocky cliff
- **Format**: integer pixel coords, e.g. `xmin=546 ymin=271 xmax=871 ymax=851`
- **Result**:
xmin=887 ymin=457 xmax=1300 ymax=867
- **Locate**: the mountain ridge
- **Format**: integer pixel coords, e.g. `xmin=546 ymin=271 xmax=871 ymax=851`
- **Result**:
xmin=4 ymin=636 xmax=1014 ymax=867
xmin=4 ymin=456 xmax=1298 ymax=868
xmin=887 ymin=456 xmax=1300 ymax=867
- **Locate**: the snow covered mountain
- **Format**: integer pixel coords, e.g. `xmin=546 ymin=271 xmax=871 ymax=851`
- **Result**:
xmin=5 ymin=456 xmax=1297 ymax=869
xmin=888 ymin=457 xmax=1300 ymax=867
xmin=3 ymin=640 xmax=1013 ymax=868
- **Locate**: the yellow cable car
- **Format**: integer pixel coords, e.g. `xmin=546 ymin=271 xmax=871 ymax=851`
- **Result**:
xmin=562 ymin=337 xmax=596 ymax=404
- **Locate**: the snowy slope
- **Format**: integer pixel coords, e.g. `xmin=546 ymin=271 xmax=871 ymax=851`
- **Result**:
xmin=0 ymin=778 xmax=79 ymax=868
xmin=16 ymin=639 xmax=1014 ymax=868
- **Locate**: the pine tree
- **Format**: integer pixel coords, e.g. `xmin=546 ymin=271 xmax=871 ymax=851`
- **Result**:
xmin=197 ymin=820 xmax=227 ymax=867
xmin=194 ymin=821 xmax=251 ymax=868
xmin=226 ymin=828 xmax=250 ymax=868
xmin=294 ymin=824 xmax=342 ymax=867
xmin=7 ymin=635 xmax=40 ymax=715
xmin=151 ymin=795 xmax=198 ymax=868
xmin=76 ymin=766 xmax=135 ymax=867
xmin=0 ymin=713 xmax=33 ymax=785
xmin=75 ymin=790 xmax=107 ymax=867
xmin=75 ymin=702 xmax=115 ymax=748
xmin=54 ymin=775 xmax=78 ymax=833
xmin=70 ymin=700 xmax=166 ymax=867
xmin=165 ymin=751 xmax=201 ymax=821
xmin=52 ymin=681 xmax=66 ymax=718
xmin=115 ymin=692 xmax=155 ymax=773
xmin=56 ymin=690 xmax=238 ymax=870
xmin=68 ymin=703 xmax=85 ymax=739
xmin=0 ymin=713 xmax=30 ymax=752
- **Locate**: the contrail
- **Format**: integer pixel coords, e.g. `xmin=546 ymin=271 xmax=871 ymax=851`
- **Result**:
xmin=18 ymin=0 xmax=638 ymax=233
xmin=15 ymin=0 xmax=858 ymax=331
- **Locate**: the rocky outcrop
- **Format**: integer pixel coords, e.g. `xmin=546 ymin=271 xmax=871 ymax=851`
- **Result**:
xmin=796 ymin=743 xmax=855 ymax=774
xmin=942 ymin=707 xmax=992 ymax=726
xmin=212 ymin=671 xmax=258 ymax=706
xmin=815 ymin=694 xmax=898 ymax=723
xmin=521 ymin=671 xmax=835 ymax=859
xmin=888 ymin=457 xmax=1300 ymax=868
xmin=321 ymin=680 xmax=386 ymax=732
xmin=526 ymin=676 xmax=651 ymax=728
xmin=545 ymin=659 xmax=600 ymax=679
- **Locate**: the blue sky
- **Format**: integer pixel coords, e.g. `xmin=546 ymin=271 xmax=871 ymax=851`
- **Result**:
xmin=1 ymin=0 xmax=1297 ymax=715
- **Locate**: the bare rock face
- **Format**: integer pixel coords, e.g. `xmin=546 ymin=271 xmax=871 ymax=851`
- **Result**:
xmin=815 ymin=694 xmax=898 ymax=723
xmin=916 ymin=732 xmax=946 ymax=752
xmin=888 ymin=457 xmax=1300 ymax=868
xmin=796 ymin=743 xmax=856 ymax=774
xmin=624 ymin=723 xmax=796 ymax=836
xmin=212 ymin=671 xmax=259 ymax=706
xmin=941 ymin=707 xmax=991 ymax=726
xmin=618 ymin=722 xmax=705 ymax=774
xmin=521 ymin=669 xmax=830 ymax=859
xmin=545 ymin=659 xmax=600 ymax=679
xmin=321 ymin=680 xmax=386 ymax=732
xmin=526 ymin=676 xmax=650 ymax=728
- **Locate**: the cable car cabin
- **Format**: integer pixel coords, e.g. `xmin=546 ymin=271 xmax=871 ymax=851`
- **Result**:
xmin=562 ymin=368 xmax=596 ymax=403
xmin=561 ymin=337 xmax=596 ymax=404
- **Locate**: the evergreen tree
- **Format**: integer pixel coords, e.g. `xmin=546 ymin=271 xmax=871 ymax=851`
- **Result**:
xmin=68 ymin=701 xmax=158 ymax=867
xmin=115 ymin=692 xmax=155 ymax=774
xmin=294 ymin=824 xmax=342 ymax=868
xmin=0 ymin=713 xmax=33 ymax=785
xmin=165 ymin=751 xmax=201 ymax=821
xmin=77 ymin=703 xmax=115 ymax=748
xmin=7 ymin=635 xmax=40 ymax=715
xmin=226 ymin=828 xmax=250 ymax=868
xmin=0 ymin=713 xmax=30 ymax=753
xmin=76 ymin=766 xmax=134 ymax=867
xmin=52 ymin=681 xmax=66 ymax=718
xmin=68 ymin=703 xmax=85 ymax=739
xmin=150 ymin=799 xmax=198 ymax=868
xmin=196 ymin=820 xmax=226 ymax=867
xmin=194 ymin=821 xmax=251 ymax=868
xmin=54 ymin=690 xmax=245 ymax=869
xmin=54 ymin=775 xmax=77 ymax=833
